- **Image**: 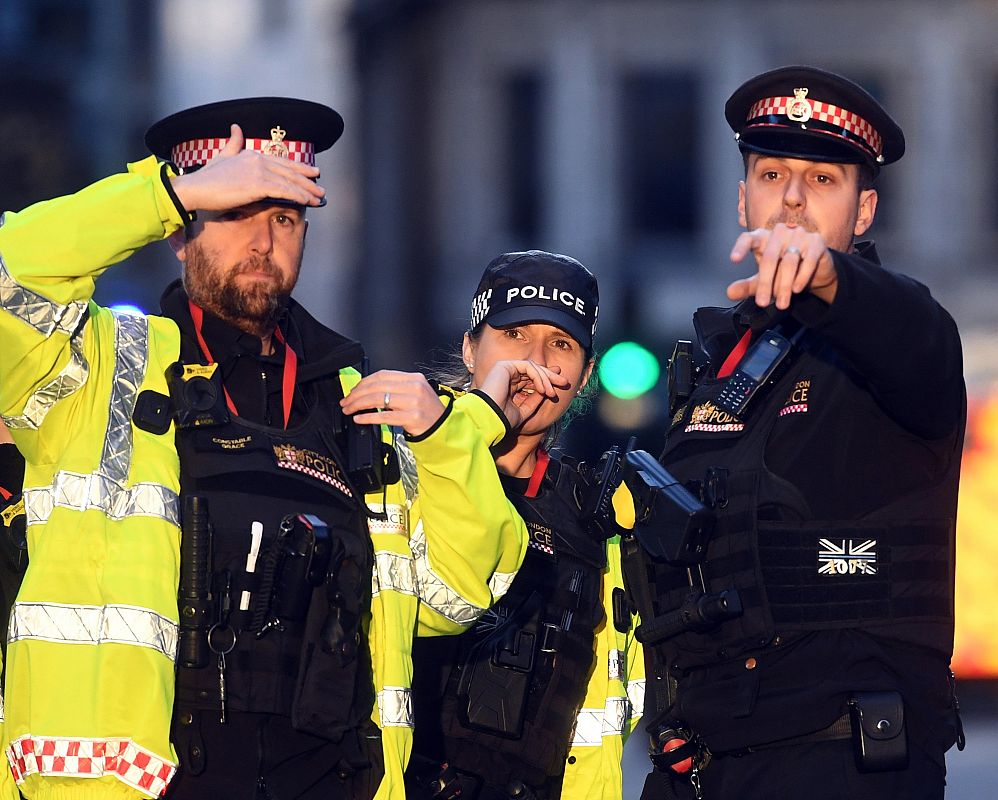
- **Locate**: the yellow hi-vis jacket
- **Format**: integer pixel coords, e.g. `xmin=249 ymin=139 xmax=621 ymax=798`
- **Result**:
xmin=559 ymin=487 xmax=645 ymax=800
xmin=0 ymin=156 xmax=527 ymax=800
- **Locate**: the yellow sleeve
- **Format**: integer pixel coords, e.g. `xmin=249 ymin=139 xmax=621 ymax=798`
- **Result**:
xmin=0 ymin=156 xmax=185 ymax=461
xmin=403 ymin=391 xmax=527 ymax=636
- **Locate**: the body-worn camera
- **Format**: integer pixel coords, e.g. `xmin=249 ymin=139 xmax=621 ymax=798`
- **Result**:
xmin=340 ymin=357 xmax=399 ymax=495
xmin=167 ymin=362 xmax=230 ymax=428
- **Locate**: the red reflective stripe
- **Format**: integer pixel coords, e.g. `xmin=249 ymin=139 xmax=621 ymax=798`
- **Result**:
xmin=716 ymin=329 xmax=753 ymax=379
xmin=525 ymin=448 xmax=550 ymax=499
xmin=187 ymin=300 xmax=298 ymax=430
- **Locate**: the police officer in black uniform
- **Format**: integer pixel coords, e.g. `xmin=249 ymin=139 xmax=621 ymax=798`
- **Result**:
xmin=631 ymin=66 xmax=966 ymax=800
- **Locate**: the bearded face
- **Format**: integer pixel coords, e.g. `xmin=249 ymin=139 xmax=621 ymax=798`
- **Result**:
xmin=178 ymin=204 xmax=307 ymax=338
xmin=183 ymin=243 xmax=300 ymax=335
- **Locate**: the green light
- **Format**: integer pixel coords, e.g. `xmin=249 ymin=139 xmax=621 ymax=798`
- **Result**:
xmin=598 ymin=341 xmax=660 ymax=399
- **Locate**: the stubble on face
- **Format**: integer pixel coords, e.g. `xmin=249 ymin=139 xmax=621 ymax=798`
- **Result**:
xmin=742 ymin=157 xmax=864 ymax=253
xmin=757 ymin=206 xmax=858 ymax=253
xmin=182 ymin=239 xmax=301 ymax=337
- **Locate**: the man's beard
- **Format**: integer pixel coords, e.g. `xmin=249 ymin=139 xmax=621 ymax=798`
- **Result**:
xmin=183 ymin=243 xmax=300 ymax=337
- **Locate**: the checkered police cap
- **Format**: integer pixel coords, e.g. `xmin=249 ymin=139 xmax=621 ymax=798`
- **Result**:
xmin=725 ymin=65 xmax=905 ymax=169
xmin=144 ymin=96 xmax=343 ymax=207
xmin=470 ymin=250 xmax=599 ymax=351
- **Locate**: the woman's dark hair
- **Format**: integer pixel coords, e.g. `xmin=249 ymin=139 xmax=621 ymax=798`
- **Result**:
xmin=427 ymin=324 xmax=598 ymax=450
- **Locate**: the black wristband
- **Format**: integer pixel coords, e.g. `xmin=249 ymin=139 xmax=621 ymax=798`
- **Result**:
xmin=159 ymin=162 xmax=197 ymax=225
xmin=404 ymin=393 xmax=455 ymax=443
xmin=469 ymin=389 xmax=513 ymax=441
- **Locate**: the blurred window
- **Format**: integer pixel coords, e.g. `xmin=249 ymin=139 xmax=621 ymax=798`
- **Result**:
xmin=505 ymin=72 xmax=543 ymax=240
xmin=621 ymin=70 xmax=701 ymax=236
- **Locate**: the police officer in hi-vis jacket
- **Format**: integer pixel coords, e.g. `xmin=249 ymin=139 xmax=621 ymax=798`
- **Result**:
xmin=0 ymin=97 xmax=534 ymax=800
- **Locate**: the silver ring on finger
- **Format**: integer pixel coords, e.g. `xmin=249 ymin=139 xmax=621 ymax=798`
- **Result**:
xmin=785 ymin=245 xmax=802 ymax=257
xmin=383 ymin=391 xmax=391 ymax=410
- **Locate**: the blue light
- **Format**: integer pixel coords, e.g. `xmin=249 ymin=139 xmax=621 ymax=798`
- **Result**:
xmin=109 ymin=304 xmax=146 ymax=316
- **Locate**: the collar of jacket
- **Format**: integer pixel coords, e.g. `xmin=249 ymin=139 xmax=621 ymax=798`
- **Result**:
xmin=159 ymin=278 xmax=365 ymax=382
xmin=692 ymin=240 xmax=880 ymax=363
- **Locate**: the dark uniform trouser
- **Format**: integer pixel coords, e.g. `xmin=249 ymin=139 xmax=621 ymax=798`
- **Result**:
xmin=167 ymin=709 xmax=384 ymax=800
xmin=642 ymin=739 xmax=945 ymax=800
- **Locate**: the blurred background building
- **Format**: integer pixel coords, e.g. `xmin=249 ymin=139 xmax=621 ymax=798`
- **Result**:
xmin=2 ymin=0 xmax=996 ymax=793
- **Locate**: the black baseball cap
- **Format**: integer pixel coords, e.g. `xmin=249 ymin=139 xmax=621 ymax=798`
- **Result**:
xmin=145 ymin=96 xmax=343 ymax=207
xmin=725 ymin=65 xmax=904 ymax=169
xmin=469 ymin=250 xmax=599 ymax=351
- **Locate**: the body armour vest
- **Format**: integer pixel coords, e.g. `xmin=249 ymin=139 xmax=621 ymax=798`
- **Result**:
xmin=643 ymin=328 xmax=958 ymax=672
xmin=411 ymin=456 xmax=606 ymax=792
xmin=172 ymin=367 xmax=375 ymax=740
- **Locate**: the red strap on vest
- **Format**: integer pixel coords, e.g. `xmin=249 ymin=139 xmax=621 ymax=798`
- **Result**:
xmin=525 ymin=449 xmax=551 ymax=499
xmin=188 ymin=300 xmax=298 ymax=429
xmin=716 ymin=329 xmax=753 ymax=379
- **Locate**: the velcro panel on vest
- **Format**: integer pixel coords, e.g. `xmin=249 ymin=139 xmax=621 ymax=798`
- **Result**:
xmin=757 ymin=520 xmax=953 ymax=628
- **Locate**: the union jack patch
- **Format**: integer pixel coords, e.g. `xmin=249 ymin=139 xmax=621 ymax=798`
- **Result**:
xmin=818 ymin=538 xmax=877 ymax=576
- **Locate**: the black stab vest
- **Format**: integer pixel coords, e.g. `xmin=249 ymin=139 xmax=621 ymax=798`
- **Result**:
xmin=413 ymin=457 xmax=606 ymax=792
xmin=644 ymin=337 xmax=957 ymax=673
xmin=173 ymin=372 xmax=375 ymax=738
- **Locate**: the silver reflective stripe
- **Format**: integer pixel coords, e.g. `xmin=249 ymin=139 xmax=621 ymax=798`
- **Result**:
xmin=377 ymin=686 xmax=413 ymax=728
xmin=409 ymin=521 xmax=487 ymax=626
xmin=1 ymin=334 xmax=88 ymax=430
xmin=103 ymin=312 xmax=147 ymax=484
xmin=626 ymin=678 xmax=646 ymax=720
xmin=609 ymin=648 xmax=625 ymax=682
xmin=21 ymin=310 xmax=179 ymax=527
xmin=571 ymin=708 xmax=604 ymax=747
xmin=570 ymin=697 xmax=631 ymax=746
xmin=0 ymin=692 xmax=4 ymax=723
xmin=371 ymin=549 xmax=416 ymax=598
xmin=393 ymin=432 xmax=419 ymax=502
xmin=488 ymin=568 xmax=516 ymax=601
xmin=9 ymin=601 xmax=178 ymax=661
xmin=24 ymin=473 xmax=179 ymax=526
xmin=0 ymin=256 xmax=88 ymax=338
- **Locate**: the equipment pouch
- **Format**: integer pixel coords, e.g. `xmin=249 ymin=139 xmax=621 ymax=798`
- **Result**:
xmin=457 ymin=591 xmax=544 ymax=739
xmin=291 ymin=526 xmax=371 ymax=740
xmin=848 ymin=690 xmax=908 ymax=773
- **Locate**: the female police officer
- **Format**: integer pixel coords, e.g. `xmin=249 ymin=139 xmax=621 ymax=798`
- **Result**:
xmin=347 ymin=251 xmax=644 ymax=800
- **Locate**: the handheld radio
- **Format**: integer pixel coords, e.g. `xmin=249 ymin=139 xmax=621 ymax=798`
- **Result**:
xmin=714 ymin=327 xmax=801 ymax=418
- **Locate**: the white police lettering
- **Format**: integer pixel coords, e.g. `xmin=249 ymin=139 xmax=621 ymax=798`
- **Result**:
xmin=506 ymin=285 xmax=586 ymax=315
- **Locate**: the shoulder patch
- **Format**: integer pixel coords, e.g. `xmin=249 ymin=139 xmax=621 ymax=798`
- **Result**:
xmin=779 ymin=378 xmax=811 ymax=417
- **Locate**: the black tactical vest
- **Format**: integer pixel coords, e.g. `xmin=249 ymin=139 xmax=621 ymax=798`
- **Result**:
xmin=172 ymin=369 xmax=375 ymax=740
xmin=643 ymin=332 xmax=957 ymax=673
xmin=412 ymin=456 xmax=606 ymax=793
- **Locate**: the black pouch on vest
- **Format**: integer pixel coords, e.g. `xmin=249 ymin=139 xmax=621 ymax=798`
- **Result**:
xmin=290 ymin=534 xmax=372 ymax=740
xmin=848 ymin=691 xmax=908 ymax=772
